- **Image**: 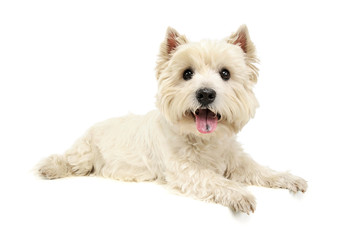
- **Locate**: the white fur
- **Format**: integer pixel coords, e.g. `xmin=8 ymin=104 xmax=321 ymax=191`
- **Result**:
xmin=37 ymin=25 xmax=307 ymax=214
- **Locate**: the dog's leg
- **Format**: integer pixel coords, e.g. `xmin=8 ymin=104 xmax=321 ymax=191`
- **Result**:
xmin=165 ymin=159 xmax=256 ymax=214
xmin=37 ymin=132 xmax=97 ymax=179
xmin=228 ymin=151 xmax=307 ymax=193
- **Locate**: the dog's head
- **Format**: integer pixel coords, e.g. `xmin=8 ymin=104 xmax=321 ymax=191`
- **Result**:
xmin=156 ymin=25 xmax=259 ymax=137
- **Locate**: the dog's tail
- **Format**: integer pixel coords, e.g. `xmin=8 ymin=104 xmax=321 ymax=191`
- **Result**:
xmin=36 ymin=132 xmax=96 ymax=179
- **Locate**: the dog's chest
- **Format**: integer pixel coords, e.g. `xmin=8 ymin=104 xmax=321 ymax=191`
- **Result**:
xmin=175 ymin=137 xmax=229 ymax=175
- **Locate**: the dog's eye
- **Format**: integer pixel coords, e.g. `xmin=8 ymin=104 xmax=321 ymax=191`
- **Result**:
xmin=220 ymin=68 xmax=231 ymax=81
xmin=183 ymin=69 xmax=194 ymax=81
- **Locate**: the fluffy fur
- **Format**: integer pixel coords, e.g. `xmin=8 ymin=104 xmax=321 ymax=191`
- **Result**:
xmin=37 ymin=25 xmax=307 ymax=214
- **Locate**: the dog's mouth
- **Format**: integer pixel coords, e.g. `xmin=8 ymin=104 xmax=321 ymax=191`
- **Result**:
xmin=190 ymin=108 xmax=221 ymax=134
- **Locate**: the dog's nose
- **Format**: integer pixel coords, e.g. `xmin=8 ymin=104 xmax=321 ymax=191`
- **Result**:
xmin=196 ymin=88 xmax=216 ymax=106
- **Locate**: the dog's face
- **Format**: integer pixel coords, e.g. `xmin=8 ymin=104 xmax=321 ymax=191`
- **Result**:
xmin=156 ymin=25 xmax=259 ymax=136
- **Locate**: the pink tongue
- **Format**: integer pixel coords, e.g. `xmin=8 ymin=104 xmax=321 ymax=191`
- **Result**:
xmin=195 ymin=109 xmax=218 ymax=134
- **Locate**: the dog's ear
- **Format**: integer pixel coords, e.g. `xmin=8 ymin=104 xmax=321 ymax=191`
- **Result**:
xmin=227 ymin=25 xmax=254 ymax=56
xmin=227 ymin=25 xmax=258 ymax=83
xmin=164 ymin=27 xmax=188 ymax=55
xmin=156 ymin=27 xmax=188 ymax=79
xmin=165 ymin=27 xmax=181 ymax=54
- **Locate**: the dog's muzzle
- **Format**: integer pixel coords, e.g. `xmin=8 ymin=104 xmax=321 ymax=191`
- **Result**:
xmin=191 ymin=88 xmax=219 ymax=134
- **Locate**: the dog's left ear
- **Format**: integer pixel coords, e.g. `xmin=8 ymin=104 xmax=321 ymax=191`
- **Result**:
xmin=227 ymin=25 xmax=258 ymax=83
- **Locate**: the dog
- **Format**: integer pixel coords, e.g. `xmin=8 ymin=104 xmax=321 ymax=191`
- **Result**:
xmin=37 ymin=25 xmax=307 ymax=214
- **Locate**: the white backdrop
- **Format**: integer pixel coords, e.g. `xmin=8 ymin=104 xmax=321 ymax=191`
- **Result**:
xmin=1 ymin=0 xmax=351 ymax=239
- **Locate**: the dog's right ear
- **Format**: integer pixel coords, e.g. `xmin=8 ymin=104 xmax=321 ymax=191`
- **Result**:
xmin=163 ymin=27 xmax=188 ymax=56
xmin=156 ymin=27 xmax=188 ymax=79
xmin=166 ymin=27 xmax=182 ymax=54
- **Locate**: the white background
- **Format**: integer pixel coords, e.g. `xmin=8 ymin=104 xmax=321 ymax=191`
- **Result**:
xmin=1 ymin=0 xmax=352 ymax=239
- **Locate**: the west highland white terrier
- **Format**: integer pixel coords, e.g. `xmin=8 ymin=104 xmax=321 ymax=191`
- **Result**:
xmin=37 ymin=25 xmax=307 ymax=214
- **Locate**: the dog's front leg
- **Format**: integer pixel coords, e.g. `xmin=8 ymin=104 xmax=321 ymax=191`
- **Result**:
xmin=228 ymin=151 xmax=307 ymax=193
xmin=165 ymin=159 xmax=256 ymax=213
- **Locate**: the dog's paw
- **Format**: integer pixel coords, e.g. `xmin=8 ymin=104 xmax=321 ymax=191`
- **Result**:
xmin=38 ymin=165 xmax=60 ymax=179
xmin=36 ymin=154 xmax=70 ymax=179
xmin=231 ymin=192 xmax=256 ymax=214
xmin=275 ymin=173 xmax=308 ymax=193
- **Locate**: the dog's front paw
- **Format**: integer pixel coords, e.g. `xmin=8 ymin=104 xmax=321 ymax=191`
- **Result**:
xmin=231 ymin=192 xmax=256 ymax=214
xmin=275 ymin=173 xmax=308 ymax=193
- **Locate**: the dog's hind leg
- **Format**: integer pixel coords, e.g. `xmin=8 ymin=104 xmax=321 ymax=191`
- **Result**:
xmin=37 ymin=132 xmax=97 ymax=179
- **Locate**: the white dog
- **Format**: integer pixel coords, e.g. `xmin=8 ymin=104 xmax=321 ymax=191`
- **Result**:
xmin=37 ymin=25 xmax=307 ymax=214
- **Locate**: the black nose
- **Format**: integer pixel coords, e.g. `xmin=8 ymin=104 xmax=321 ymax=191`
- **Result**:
xmin=196 ymin=88 xmax=216 ymax=106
